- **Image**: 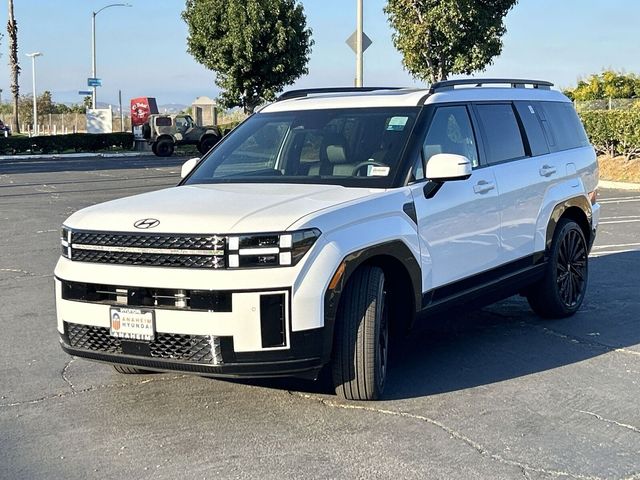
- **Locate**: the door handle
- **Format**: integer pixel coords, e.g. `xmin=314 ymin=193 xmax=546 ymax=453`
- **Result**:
xmin=539 ymin=164 xmax=557 ymax=177
xmin=473 ymin=180 xmax=496 ymax=194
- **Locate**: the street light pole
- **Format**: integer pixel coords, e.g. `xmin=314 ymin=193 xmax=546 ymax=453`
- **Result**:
xmin=356 ymin=0 xmax=363 ymax=87
xmin=26 ymin=52 xmax=43 ymax=135
xmin=91 ymin=3 xmax=131 ymax=109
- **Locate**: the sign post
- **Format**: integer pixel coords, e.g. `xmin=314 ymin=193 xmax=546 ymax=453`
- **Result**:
xmin=345 ymin=0 xmax=372 ymax=88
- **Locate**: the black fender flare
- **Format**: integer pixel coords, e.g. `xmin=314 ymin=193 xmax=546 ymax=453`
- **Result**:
xmin=545 ymin=195 xmax=593 ymax=251
xmin=320 ymin=240 xmax=422 ymax=363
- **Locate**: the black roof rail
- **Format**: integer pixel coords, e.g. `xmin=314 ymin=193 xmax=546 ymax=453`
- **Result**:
xmin=277 ymin=87 xmax=403 ymax=101
xmin=430 ymin=78 xmax=553 ymax=93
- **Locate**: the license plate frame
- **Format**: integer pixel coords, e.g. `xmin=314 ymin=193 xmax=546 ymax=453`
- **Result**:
xmin=109 ymin=307 xmax=156 ymax=342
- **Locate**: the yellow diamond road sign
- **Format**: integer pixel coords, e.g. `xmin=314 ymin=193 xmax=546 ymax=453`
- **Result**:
xmin=346 ymin=31 xmax=372 ymax=53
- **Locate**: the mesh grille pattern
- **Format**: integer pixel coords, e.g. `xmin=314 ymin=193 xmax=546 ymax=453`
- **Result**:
xmin=66 ymin=323 xmax=214 ymax=363
xmin=72 ymin=232 xmax=224 ymax=250
xmin=71 ymin=249 xmax=225 ymax=269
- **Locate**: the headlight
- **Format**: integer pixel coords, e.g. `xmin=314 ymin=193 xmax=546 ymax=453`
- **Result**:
xmin=61 ymin=226 xmax=71 ymax=258
xmin=227 ymin=228 xmax=321 ymax=268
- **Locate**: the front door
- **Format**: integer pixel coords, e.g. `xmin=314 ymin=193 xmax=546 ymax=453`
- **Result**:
xmin=410 ymin=105 xmax=502 ymax=297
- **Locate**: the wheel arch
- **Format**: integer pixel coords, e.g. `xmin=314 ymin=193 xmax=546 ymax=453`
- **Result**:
xmin=545 ymin=196 xmax=592 ymax=252
xmin=155 ymin=134 xmax=175 ymax=144
xmin=321 ymin=240 xmax=421 ymax=362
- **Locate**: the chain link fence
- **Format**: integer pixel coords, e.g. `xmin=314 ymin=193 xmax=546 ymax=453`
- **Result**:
xmin=0 ymin=113 xmax=132 ymax=135
xmin=575 ymin=98 xmax=640 ymax=112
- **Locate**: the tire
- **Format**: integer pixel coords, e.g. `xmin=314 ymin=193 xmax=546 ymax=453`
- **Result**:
xmin=198 ymin=135 xmax=220 ymax=155
xmin=154 ymin=139 xmax=174 ymax=157
xmin=527 ymin=219 xmax=589 ymax=319
xmin=332 ymin=265 xmax=389 ymax=401
xmin=151 ymin=142 xmax=158 ymax=155
xmin=113 ymin=365 xmax=152 ymax=375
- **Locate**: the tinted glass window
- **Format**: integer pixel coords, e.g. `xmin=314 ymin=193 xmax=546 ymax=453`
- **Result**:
xmin=514 ymin=102 xmax=550 ymax=157
xmin=423 ymin=106 xmax=479 ymax=167
xmin=538 ymin=102 xmax=589 ymax=152
xmin=476 ymin=104 xmax=525 ymax=164
xmin=155 ymin=117 xmax=172 ymax=127
xmin=185 ymin=108 xmax=418 ymax=187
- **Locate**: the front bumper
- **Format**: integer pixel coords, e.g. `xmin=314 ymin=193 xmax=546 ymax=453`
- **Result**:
xmin=55 ymin=273 xmax=328 ymax=380
xmin=59 ymin=328 xmax=325 ymax=379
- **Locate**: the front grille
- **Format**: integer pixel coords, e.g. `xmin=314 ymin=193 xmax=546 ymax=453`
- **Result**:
xmin=71 ymin=249 xmax=225 ymax=269
xmin=67 ymin=230 xmax=226 ymax=269
xmin=72 ymin=232 xmax=224 ymax=251
xmin=65 ymin=322 xmax=217 ymax=363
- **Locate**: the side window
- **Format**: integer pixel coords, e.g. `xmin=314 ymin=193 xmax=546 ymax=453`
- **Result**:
xmin=475 ymin=103 xmax=526 ymax=164
xmin=423 ymin=106 xmax=479 ymax=168
xmin=514 ymin=102 xmax=550 ymax=157
xmin=538 ymin=102 xmax=590 ymax=152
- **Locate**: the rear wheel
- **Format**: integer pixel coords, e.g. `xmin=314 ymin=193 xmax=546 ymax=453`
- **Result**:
xmin=332 ymin=265 xmax=389 ymax=401
xmin=198 ymin=135 xmax=220 ymax=155
xmin=527 ymin=219 xmax=588 ymax=318
xmin=154 ymin=139 xmax=174 ymax=157
xmin=113 ymin=365 xmax=152 ymax=375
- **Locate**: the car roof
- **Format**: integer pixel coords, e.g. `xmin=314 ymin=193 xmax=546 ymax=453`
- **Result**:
xmin=261 ymin=82 xmax=570 ymax=113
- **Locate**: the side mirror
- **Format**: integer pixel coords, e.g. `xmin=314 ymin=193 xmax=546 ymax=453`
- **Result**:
xmin=425 ymin=153 xmax=472 ymax=182
xmin=181 ymin=157 xmax=200 ymax=178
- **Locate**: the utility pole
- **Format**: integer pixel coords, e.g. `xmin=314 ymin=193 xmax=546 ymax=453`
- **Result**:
xmin=91 ymin=4 xmax=132 ymax=109
xmin=91 ymin=11 xmax=97 ymax=108
xmin=356 ymin=0 xmax=363 ymax=87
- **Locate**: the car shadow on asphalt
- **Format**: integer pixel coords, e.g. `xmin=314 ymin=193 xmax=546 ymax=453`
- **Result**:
xmin=228 ymin=250 xmax=640 ymax=401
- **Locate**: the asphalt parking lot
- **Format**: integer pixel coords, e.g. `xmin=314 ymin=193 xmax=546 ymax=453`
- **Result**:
xmin=1 ymin=155 xmax=639 ymax=480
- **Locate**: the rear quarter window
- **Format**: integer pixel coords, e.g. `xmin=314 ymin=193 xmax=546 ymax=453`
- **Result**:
xmin=537 ymin=102 xmax=589 ymax=152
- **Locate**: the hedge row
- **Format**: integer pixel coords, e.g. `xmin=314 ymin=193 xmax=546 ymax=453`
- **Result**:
xmin=579 ymin=110 xmax=640 ymax=158
xmin=0 ymin=133 xmax=134 ymax=155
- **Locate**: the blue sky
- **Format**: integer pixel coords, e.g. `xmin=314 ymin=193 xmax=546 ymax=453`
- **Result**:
xmin=0 ymin=0 xmax=637 ymax=107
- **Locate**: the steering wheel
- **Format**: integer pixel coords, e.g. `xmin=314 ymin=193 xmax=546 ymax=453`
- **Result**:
xmin=352 ymin=161 xmax=385 ymax=176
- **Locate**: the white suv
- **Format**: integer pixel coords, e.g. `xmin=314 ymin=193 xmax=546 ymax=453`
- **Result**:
xmin=55 ymin=79 xmax=599 ymax=400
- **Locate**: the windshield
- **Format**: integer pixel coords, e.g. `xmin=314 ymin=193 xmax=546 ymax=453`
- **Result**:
xmin=184 ymin=107 xmax=420 ymax=187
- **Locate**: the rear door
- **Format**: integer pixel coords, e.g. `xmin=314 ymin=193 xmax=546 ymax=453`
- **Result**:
xmin=410 ymin=104 xmax=502 ymax=293
xmin=473 ymin=102 xmax=551 ymax=263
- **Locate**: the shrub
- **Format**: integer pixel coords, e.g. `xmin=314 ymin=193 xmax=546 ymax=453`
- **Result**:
xmin=0 ymin=132 xmax=134 ymax=155
xmin=579 ymin=110 xmax=640 ymax=159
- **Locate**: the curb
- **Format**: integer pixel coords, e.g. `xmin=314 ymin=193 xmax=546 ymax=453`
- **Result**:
xmin=599 ymin=179 xmax=640 ymax=191
xmin=0 ymin=152 xmax=150 ymax=161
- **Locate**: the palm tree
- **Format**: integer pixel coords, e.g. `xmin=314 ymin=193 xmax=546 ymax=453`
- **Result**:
xmin=7 ymin=0 xmax=20 ymax=133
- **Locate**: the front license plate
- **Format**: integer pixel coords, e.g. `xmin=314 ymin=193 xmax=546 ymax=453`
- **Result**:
xmin=110 ymin=307 xmax=155 ymax=342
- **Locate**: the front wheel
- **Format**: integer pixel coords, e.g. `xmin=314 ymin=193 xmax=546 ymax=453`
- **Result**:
xmin=154 ymin=139 xmax=175 ymax=157
xmin=332 ymin=265 xmax=389 ymax=400
xmin=527 ymin=219 xmax=589 ymax=318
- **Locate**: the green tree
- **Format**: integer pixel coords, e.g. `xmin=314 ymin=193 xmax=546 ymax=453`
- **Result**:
xmin=384 ymin=0 xmax=518 ymax=84
xmin=37 ymin=90 xmax=55 ymax=114
xmin=565 ymin=70 xmax=640 ymax=101
xmin=183 ymin=0 xmax=313 ymax=113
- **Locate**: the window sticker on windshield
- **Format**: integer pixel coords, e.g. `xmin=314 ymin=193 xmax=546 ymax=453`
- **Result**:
xmin=386 ymin=116 xmax=409 ymax=131
xmin=367 ymin=165 xmax=391 ymax=177
xmin=528 ymin=105 xmax=535 ymax=114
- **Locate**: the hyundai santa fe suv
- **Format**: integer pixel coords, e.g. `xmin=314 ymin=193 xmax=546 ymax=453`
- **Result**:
xmin=55 ymin=79 xmax=599 ymax=400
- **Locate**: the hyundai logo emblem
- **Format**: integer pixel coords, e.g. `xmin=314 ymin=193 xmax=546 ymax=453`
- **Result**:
xmin=134 ymin=218 xmax=160 ymax=229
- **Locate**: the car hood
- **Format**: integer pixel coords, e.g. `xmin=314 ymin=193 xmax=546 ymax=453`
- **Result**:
xmin=65 ymin=183 xmax=377 ymax=234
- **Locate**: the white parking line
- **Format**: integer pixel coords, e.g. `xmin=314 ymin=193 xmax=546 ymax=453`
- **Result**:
xmin=600 ymin=219 xmax=640 ymax=225
xmin=590 ymin=248 xmax=640 ymax=257
xmin=592 ymin=242 xmax=640 ymax=250
xmin=600 ymin=215 xmax=640 ymax=220
xmin=599 ymin=195 xmax=640 ymax=201
xmin=599 ymin=198 xmax=640 ymax=204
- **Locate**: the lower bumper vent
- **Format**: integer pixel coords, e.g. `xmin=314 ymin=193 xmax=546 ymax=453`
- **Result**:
xmin=65 ymin=322 xmax=220 ymax=364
